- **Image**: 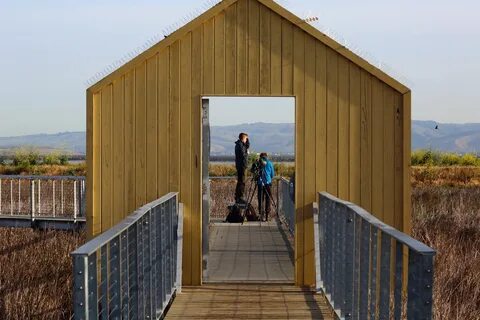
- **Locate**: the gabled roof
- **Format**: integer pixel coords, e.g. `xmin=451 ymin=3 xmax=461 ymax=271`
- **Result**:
xmin=88 ymin=0 xmax=409 ymax=94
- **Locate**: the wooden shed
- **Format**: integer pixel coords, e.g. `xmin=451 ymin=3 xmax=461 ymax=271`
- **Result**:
xmin=86 ymin=0 xmax=411 ymax=286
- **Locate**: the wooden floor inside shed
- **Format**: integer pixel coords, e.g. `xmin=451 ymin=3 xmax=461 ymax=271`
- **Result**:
xmin=165 ymin=284 xmax=335 ymax=319
xmin=204 ymin=221 xmax=294 ymax=283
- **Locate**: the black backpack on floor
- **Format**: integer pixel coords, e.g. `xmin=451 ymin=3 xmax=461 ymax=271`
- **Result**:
xmin=226 ymin=204 xmax=245 ymax=223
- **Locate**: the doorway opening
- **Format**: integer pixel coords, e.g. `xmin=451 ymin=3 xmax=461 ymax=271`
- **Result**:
xmin=201 ymin=96 xmax=296 ymax=283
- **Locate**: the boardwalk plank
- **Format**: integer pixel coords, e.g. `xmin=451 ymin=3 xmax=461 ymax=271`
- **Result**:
xmin=166 ymin=284 xmax=335 ymax=319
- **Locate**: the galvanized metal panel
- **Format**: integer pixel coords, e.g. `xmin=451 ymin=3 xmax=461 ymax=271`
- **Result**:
xmin=315 ymin=193 xmax=434 ymax=320
xmin=71 ymin=193 xmax=182 ymax=319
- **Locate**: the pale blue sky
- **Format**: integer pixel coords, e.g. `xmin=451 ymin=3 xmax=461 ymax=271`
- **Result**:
xmin=0 ymin=0 xmax=479 ymax=136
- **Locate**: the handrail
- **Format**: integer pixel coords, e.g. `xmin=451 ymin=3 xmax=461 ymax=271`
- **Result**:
xmin=314 ymin=192 xmax=435 ymax=320
xmin=319 ymin=192 xmax=435 ymax=255
xmin=71 ymin=192 xmax=183 ymax=320
xmin=0 ymin=174 xmax=85 ymax=180
xmin=72 ymin=192 xmax=177 ymax=255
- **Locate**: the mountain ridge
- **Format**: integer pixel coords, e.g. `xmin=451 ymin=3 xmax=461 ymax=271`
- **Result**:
xmin=1 ymin=121 xmax=479 ymax=155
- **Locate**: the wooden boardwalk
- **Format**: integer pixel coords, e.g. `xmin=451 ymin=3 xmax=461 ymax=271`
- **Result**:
xmin=204 ymin=221 xmax=294 ymax=283
xmin=165 ymin=221 xmax=334 ymax=319
xmin=165 ymin=284 xmax=335 ymax=319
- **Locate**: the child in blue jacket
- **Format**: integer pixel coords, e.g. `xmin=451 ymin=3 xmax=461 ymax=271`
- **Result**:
xmin=257 ymin=153 xmax=275 ymax=221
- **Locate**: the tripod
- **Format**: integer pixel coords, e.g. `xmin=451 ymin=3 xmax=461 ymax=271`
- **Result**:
xmin=243 ymin=174 xmax=278 ymax=221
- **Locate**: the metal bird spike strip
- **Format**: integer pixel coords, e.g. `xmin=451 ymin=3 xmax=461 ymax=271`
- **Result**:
xmin=85 ymin=0 xmax=222 ymax=87
xmin=86 ymin=0 xmax=412 ymax=89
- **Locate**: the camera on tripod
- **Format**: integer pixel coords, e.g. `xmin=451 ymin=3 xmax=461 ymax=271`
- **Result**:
xmin=226 ymin=154 xmax=277 ymax=223
xmin=250 ymin=157 xmax=266 ymax=181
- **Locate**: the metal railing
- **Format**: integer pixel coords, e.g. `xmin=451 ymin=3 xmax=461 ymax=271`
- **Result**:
xmin=0 ymin=175 xmax=86 ymax=218
xmin=314 ymin=192 xmax=436 ymax=320
xmin=71 ymin=192 xmax=183 ymax=320
xmin=278 ymin=177 xmax=295 ymax=235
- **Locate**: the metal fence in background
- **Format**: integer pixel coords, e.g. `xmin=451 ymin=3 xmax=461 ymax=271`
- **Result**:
xmin=314 ymin=192 xmax=436 ymax=320
xmin=278 ymin=178 xmax=295 ymax=235
xmin=71 ymin=192 xmax=183 ymax=320
xmin=0 ymin=175 xmax=86 ymax=229
xmin=0 ymin=175 xmax=86 ymax=217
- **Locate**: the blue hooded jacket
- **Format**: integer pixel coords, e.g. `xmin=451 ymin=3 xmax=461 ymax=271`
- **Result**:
xmin=258 ymin=158 xmax=275 ymax=186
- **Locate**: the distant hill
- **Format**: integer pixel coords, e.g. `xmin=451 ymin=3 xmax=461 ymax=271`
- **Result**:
xmin=412 ymin=120 xmax=480 ymax=153
xmin=211 ymin=123 xmax=294 ymax=155
xmin=0 ymin=121 xmax=479 ymax=155
xmin=0 ymin=132 xmax=85 ymax=155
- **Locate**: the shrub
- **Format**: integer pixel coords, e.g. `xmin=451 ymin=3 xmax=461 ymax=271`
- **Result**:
xmin=440 ymin=152 xmax=462 ymax=166
xmin=412 ymin=150 xmax=480 ymax=167
xmin=461 ymin=153 xmax=479 ymax=166
xmin=59 ymin=154 xmax=69 ymax=165
xmin=43 ymin=153 xmax=61 ymax=165
xmin=412 ymin=149 xmax=441 ymax=166
xmin=12 ymin=148 xmax=40 ymax=167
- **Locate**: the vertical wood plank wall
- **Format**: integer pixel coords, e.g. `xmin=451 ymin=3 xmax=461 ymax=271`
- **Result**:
xmin=86 ymin=0 xmax=410 ymax=286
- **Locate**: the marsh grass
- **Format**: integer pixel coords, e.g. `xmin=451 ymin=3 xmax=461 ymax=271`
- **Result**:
xmin=0 ymin=228 xmax=85 ymax=319
xmin=412 ymin=186 xmax=480 ymax=319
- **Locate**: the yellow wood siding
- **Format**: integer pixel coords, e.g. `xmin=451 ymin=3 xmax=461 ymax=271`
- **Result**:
xmin=86 ymin=0 xmax=410 ymax=286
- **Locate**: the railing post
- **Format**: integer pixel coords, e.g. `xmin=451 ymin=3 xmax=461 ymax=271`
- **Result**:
xmin=352 ymin=213 xmax=361 ymax=319
xmin=407 ymin=250 xmax=434 ymax=320
xmin=109 ymin=236 xmax=121 ymax=318
xmin=369 ymin=227 xmax=378 ymax=320
xmin=38 ymin=179 xmax=41 ymax=215
xmin=99 ymin=246 xmax=108 ymax=318
xmin=53 ymin=180 xmax=56 ymax=217
xmin=0 ymin=178 xmax=2 ymax=214
xmin=344 ymin=206 xmax=355 ymax=319
xmin=324 ymin=196 xmax=333 ymax=297
xmin=30 ymin=180 xmax=35 ymax=220
xmin=313 ymin=202 xmax=321 ymax=291
xmin=87 ymin=253 xmax=98 ymax=317
xmin=120 ymin=231 xmax=129 ymax=318
xmin=80 ymin=179 xmax=85 ymax=218
xmin=18 ymin=179 xmax=21 ymax=214
xmin=336 ymin=203 xmax=347 ymax=314
xmin=137 ymin=217 xmax=145 ymax=317
xmin=73 ymin=180 xmax=78 ymax=220
xmin=144 ymin=211 xmax=153 ymax=319
xmin=359 ymin=218 xmax=371 ymax=319
xmin=176 ymin=202 xmax=183 ymax=293
xmin=10 ymin=179 xmax=13 ymax=215
xmin=73 ymin=255 xmax=89 ymax=320
xmin=333 ymin=200 xmax=340 ymax=310
xmin=276 ymin=178 xmax=279 ymax=217
xmin=61 ymin=180 xmax=65 ymax=216
xmin=379 ymin=232 xmax=392 ymax=319
xmin=394 ymin=241 xmax=403 ymax=320
xmin=128 ymin=225 xmax=139 ymax=319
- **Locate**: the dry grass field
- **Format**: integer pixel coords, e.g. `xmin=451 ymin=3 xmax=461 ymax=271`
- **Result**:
xmin=412 ymin=185 xmax=480 ymax=319
xmin=0 ymin=228 xmax=84 ymax=320
xmin=0 ymin=164 xmax=86 ymax=177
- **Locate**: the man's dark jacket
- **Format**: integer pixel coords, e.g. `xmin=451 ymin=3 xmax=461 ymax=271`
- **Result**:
xmin=235 ymin=140 xmax=248 ymax=170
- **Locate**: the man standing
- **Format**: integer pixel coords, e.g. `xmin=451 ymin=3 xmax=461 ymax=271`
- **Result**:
xmin=257 ymin=153 xmax=275 ymax=221
xmin=234 ymin=133 xmax=249 ymax=203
